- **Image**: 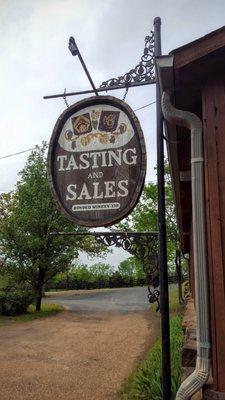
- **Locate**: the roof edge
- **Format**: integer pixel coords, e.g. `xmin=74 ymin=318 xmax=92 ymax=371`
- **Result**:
xmin=170 ymin=25 xmax=225 ymax=55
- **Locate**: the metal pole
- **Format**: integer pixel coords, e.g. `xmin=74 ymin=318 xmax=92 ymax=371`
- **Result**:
xmin=68 ymin=37 xmax=99 ymax=96
xmin=43 ymin=80 xmax=156 ymax=100
xmin=154 ymin=16 xmax=171 ymax=399
xmin=50 ymin=231 xmax=158 ymax=237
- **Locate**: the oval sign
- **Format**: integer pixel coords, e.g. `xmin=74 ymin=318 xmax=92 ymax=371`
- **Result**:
xmin=47 ymin=95 xmax=146 ymax=227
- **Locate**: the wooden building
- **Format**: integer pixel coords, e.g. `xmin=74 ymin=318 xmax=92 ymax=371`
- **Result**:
xmin=156 ymin=27 xmax=225 ymax=399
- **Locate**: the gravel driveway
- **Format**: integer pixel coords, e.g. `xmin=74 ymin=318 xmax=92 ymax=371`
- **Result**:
xmin=0 ymin=288 xmax=159 ymax=400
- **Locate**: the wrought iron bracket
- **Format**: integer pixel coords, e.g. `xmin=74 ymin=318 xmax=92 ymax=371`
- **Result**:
xmin=43 ymin=31 xmax=156 ymax=100
xmin=100 ymin=31 xmax=155 ymax=90
xmin=51 ymin=231 xmax=159 ymax=306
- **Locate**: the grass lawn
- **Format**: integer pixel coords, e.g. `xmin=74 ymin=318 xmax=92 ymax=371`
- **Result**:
xmin=119 ymin=286 xmax=185 ymax=400
xmin=0 ymin=303 xmax=63 ymax=326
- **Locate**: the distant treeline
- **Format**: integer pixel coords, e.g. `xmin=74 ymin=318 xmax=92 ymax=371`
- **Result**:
xmin=46 ymin=267 xmax=146 ymax=291
xmin=45 ymin=262 xmax=180 ymax=292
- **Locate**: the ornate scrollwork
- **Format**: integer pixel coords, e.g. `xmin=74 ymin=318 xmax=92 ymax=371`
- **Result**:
xmin=94 ymin=232 xmax=159 ymax=307
xmin=100 ymin=31 xmax=155 ymax=90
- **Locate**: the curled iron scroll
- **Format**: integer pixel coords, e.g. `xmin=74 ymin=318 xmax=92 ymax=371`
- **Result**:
xmin=100 ymin=32 xmax=155 ymax=90
xmin=94 ymin=232 xmax=159 ymax=307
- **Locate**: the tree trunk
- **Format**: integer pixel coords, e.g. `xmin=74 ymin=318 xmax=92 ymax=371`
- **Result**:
xmin=36 ymin=290 xmax=43 ymax=311
xmin=35 ymin=268 xmax=46 ymax=311
xmin=42 ymin=284 xmax=46 ymax=298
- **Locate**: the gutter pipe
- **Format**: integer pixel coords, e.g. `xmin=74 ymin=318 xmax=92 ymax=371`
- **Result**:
xmin=161 ymin=92 xmax=211 ymax=400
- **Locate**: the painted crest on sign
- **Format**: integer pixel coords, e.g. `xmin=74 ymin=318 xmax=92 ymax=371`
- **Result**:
xmin=58 ymin=105 xmax=135 ymax=153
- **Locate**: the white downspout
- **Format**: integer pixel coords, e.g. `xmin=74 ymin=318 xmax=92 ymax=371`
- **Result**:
xmin=161 ymin=92 xmax=211 ymax=400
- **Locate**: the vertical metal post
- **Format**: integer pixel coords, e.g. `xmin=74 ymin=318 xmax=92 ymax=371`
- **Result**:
xmin=154 ymin=16 xmax=171 ymax=399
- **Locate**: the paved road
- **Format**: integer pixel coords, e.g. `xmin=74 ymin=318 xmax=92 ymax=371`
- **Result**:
xmin=45 ymin=287 xmax=150 ymax=313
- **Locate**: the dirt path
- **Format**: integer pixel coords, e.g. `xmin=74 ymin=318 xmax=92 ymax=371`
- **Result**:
xmin=0 ymin=309 xmax=159 ymax=400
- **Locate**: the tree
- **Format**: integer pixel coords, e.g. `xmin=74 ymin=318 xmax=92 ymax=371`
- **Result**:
xmin=71 ymin=264 xmax=92 ymax=289
xmin=89 ymin=262 xmax=113 ymax=288
xmin=0 ymin=143 xmax=105 ymax=310
xmin=118 ymin=256 xmax=145 ymax=281
xmin=118 ymin=258 xmax=135 ymax=278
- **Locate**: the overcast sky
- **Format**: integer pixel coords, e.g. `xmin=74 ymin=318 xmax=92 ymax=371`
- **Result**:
xmin=0 ymin=0 xmax=225 ymax=266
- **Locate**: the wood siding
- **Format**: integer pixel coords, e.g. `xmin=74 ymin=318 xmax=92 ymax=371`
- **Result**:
xmin=202 ymin=80 xmax=225 ymax=391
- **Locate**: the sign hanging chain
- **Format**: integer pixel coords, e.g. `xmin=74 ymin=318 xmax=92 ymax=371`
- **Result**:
xmin=63 ymin=88 xmax=70 ymax=108
xmin=122 ymin=86 xmax=129 ymax=101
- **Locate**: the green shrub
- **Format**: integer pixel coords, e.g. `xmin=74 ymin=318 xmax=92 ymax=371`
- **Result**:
xmin=120 ymin=316 xmax=184 ymax=400
xmin=0 ymin=290 xmax=35 ymax=316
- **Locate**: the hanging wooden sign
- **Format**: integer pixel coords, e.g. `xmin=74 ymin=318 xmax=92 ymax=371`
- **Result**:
xmin=47 ymin=95 xmax=146 ymax=227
